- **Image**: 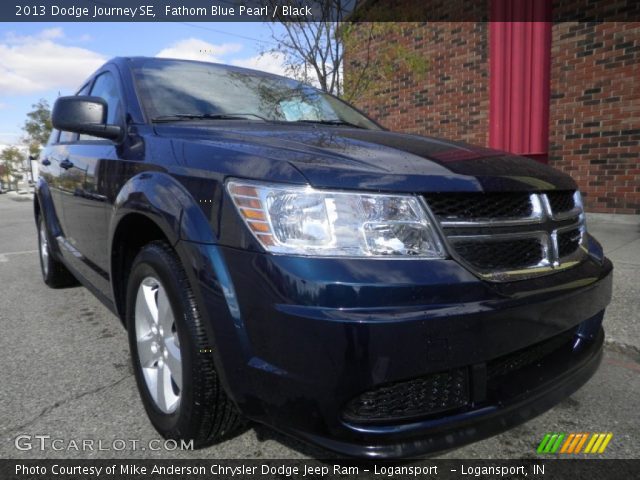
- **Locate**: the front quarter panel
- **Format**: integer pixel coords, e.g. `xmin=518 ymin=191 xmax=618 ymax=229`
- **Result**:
xmin=110 ymin=170 xmax=255 ymax=407
xmin=111 ymin=171 xmax=191 ymax=246
xmin=34 ymin=177 xmax=64 ymax=256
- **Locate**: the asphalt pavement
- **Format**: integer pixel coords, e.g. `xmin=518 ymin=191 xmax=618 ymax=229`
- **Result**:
xmin=0 ymin=193 xmax=638 ymax=459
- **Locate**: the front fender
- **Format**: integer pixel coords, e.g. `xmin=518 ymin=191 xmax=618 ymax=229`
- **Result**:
xmin=110 ymin=171 xmax=216 ymax=246
xmin=34 ymin=178 xmax=64 ymax=257
xmin=109 ymin=172 xmax=245 ymax=403
xmin=109 ymin=171 xmax=228 ymax=324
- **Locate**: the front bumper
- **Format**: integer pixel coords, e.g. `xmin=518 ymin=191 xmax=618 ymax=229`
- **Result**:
xmin=178 ymin=236 xmax=612 ymax=458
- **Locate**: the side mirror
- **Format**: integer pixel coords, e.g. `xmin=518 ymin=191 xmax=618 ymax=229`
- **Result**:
xmin=52 ymin=96 xmax=122 ymax=141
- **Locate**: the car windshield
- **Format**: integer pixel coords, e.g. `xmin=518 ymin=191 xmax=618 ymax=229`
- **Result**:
xmin=132 ymin=59 xmax=380 ymax=130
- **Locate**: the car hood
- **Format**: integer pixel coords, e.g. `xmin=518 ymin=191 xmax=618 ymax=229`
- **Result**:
xmin=156 ymin=123 xmax=577 ymax=193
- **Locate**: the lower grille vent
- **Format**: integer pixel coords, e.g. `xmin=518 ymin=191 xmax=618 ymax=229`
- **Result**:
xmin=487 ymin=330 xmax=576 ymax=380
xmin=343 ymin=328 xmax=582 ymax=426
xmin=343 ymin=369 xmax=469 ymax=424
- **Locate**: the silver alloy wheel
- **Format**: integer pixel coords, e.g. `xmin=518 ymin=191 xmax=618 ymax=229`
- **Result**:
xmin=134 ymin=276 xmax=182 ymax=413
xmin=39 ymin=222 xmax=49 ymax=276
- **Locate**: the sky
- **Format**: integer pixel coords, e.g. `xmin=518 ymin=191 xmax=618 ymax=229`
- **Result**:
xmin=0 ymin=22 xmax=287 ymax=144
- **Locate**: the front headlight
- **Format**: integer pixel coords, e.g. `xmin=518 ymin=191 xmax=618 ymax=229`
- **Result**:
xmin=227 ymin=180 xmax=445 ymax=258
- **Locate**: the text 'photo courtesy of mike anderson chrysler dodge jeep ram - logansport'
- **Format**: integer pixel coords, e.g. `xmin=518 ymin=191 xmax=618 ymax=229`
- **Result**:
xmin=35 ymin=57 xmax=612 ymax=458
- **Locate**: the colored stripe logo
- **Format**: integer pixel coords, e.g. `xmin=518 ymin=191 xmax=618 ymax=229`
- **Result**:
xmin=537 ymin=433 xmax=613 ymax=454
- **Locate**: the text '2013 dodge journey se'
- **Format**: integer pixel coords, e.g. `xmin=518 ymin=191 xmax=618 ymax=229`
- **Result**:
xmin=35 ymin=57 xmax=612 ymax=458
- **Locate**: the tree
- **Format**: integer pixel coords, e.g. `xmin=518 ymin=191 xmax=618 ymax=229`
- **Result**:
xmin=0 ymin=146 xmax=24 ymax=190
xmin=266 ymin=0 xmax=347 ymax=96
xmin=22 ymin=99 xmax=52 ymax=158
xmin=342 ymin=24 xmax=430 ymax=102
xmin=265 ymin=3 xmax=429 ymax=102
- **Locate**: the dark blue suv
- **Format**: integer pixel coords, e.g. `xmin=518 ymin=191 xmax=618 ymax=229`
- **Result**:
xmin=35 ymin=57 xmax=612 ymax=458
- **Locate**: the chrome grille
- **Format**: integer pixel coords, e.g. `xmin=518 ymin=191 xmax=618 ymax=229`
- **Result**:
xmin=453 ymin=237 xmax=544 ymax=270
xmin=424 ymin=191 xmax=586 ymax=281
xmin=558 ymin=227 xmax=582 ymax=258
xmin=547 ymin=191 xmax=576 ymax=215
xmin=425 ymin=192 xmax=533 ymax=219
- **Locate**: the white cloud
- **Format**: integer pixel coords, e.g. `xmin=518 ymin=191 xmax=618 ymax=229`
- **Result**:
xmin=40 ymin=28 xmax=64 ymax=40
xmin=0 ymin=29 xmax=105 ymax=95
xmin=4 ymin=28 xmax=63 ymax=44
xmin=156 ymin=38 xmax=242 ymax=62
xmin=230 ymin=52 xmax=288 ymax=76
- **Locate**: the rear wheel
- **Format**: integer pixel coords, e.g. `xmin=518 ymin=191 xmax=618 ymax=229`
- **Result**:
xmin=37 ymin=215 xmax=77 ymax=288
xmin=126 ymin=241 xmax=243 ymax=447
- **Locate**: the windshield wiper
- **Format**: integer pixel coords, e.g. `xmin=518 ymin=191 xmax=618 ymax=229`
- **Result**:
xmin=151 ymin=114 xmax=368 ymax=129
xmin=151 ymin=113 xmax=267 ymax=123
xmin=293 ymin=119 xmax=366 ymax=129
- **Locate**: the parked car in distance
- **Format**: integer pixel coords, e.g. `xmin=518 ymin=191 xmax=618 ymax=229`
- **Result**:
xmin=35 ymin=57 xmax=612 ymax=458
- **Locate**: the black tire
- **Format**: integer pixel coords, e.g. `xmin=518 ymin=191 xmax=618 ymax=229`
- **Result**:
xmin=37 ymin=214 xmax=77 ymax=288
xmin=126 ymin=241 xmax=243 ymax=448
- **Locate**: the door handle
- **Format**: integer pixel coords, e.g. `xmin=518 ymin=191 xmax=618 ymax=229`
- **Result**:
xmin=41 ymin=158 xmax=51 ymax=166
xmin=60 ymin=159 xmax=74 ymax=170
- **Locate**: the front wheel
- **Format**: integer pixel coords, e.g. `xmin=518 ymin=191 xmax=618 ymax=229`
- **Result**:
xmin=37 ymin=215 xmax=77 ymax=288
xmin=126 ymin=241 xmax=243 ymax=447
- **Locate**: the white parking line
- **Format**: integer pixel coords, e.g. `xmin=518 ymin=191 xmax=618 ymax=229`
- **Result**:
xmin=0 ymin=250 xmax=38 ymax=262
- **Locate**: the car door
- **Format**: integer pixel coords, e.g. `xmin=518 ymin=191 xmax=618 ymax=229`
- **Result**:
xmin=39 ymin=129 xmax=66 ymax=228
xmin=46 ymin=82 xmax=90 ymax=239
xmin=58 ymin=69 xmax=124 ymax=292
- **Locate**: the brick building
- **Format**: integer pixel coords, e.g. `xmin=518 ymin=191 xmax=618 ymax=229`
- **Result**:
xmin=345 ymin=2 xmax=640 ymax=214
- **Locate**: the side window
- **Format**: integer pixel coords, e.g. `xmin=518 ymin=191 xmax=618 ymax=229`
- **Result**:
xmin=79 ymin=72 xmax=121 ymax=141
xmin=58 ymin=83 xmax=91 ymax=143
xmin=90 ymin=72 xmax=121 ymax=124
xmin=47 ymin=129 xmax=60 ymax=146
xmin=77 ymin=84 xmax=91 ymax=96
xmin=58 ymin=130 xmax=76 ymax=143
